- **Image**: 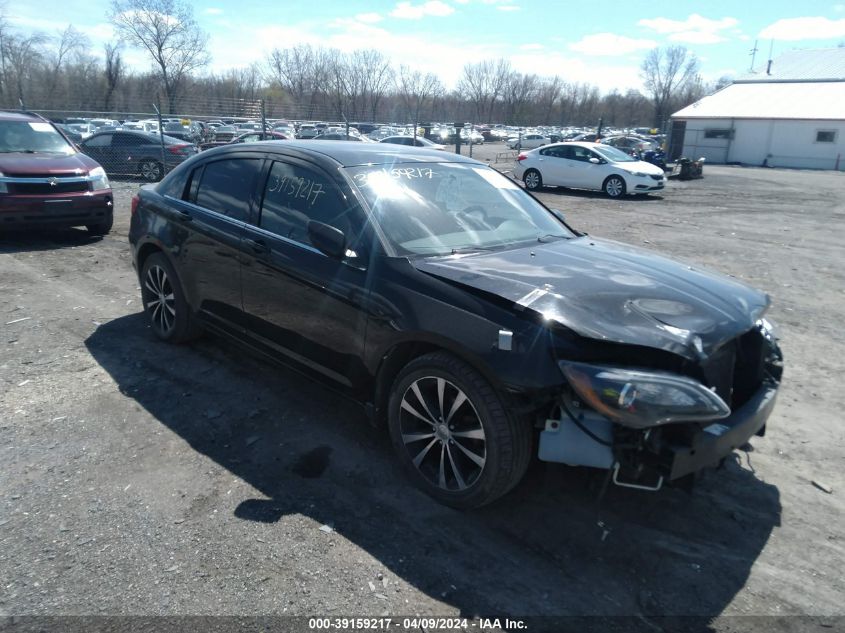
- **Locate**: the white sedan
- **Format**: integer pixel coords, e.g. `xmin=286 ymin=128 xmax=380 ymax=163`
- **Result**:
xmin=507 ymin=133 xmax=550 ymax=150
xmin=512 ymin=141 xmax=666 ymax=198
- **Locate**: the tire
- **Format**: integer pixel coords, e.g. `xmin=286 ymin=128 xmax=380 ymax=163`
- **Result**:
xmin=388 ymin=352 xmax=532 ymax=509
xmin=139 ymin=160 xmax=164 ymax=182
xmin=523 ymin=169 xmax=543 ymax=191
xmin=140 ymin=252 xmax=201 ymax=343
xmin=86 ymin=214 xmax=113 ymax=236
xmin=603 ymin=175 xmax=626 ymax=198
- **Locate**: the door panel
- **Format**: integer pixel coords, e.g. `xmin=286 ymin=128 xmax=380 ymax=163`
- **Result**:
xmin=176 ymin=157 xmax=263 ymax=333
xmin=240 ymin=159 xmax=370 ymax=388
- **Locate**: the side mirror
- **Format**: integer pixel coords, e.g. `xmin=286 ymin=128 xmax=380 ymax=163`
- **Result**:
xmin=549 ymin=208 xmax=566 ymax=223
xmin=307 ymin=220 xmax=346 ymax=259
xmin=589 ymin=157 xmax=601 ymax=164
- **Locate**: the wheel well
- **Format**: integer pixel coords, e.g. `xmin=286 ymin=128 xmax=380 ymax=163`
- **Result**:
xmin=371 ymin=340 xmax=509 ymax=428
xmin=603 ymin=174 xmax=626 ymax=187
xmin=136 ymin=242 xmax=163 ymax=277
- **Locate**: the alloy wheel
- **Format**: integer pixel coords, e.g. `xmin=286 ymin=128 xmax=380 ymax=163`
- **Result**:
xmin=606 ymin=177 xmax=624 ymax=197
xmin=141 ymin=161 xmax=162 ymax=181
xmin=524 ymin=171 xmax=540 ymax=189
xmin=398 ymin=376 xmax=487 ymax=492
xmin=143 ymin=265 xmax=176 ymax=334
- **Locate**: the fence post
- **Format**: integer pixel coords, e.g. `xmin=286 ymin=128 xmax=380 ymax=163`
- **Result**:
xmin=154 ymin=99 xmax=166 ymax=179
xmin=260 ymin=99 xmax=267 ymax=135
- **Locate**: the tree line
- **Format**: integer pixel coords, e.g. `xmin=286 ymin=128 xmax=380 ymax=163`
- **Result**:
xmin=0 ymin=0 xmax=728 ymax=128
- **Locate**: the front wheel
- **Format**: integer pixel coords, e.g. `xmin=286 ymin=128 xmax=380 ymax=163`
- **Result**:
xmin=388 ymin=352 xmax=532 ymax=509
xmin=86 ymin=215 xmax=113 ymax=236
xmin=140 ymin=253 xmax=201 ymax=343
xmin=523 ymin=169 xmax=543 ymax=191
xmin=603 ymin=175 xmax=626 ymax=198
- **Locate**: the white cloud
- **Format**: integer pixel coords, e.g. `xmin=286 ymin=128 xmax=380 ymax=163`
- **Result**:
xmin=509 ymin=52 xmax=642 ymax=92
xmin=759 ymin=16 xmax=845 ymax=40
xmin=639 ymin=13 xmax=738 ymax=44
xmin=355 ymin=12 xmax=383 ymax=23
xmin=569 ymin=33 xmax=657 ymax=56
xmin=389 ymin=1 xmax=454 ymax=19
xmin=204 ymin=8 xmax=223 ymax=15
xmin=520 ymin=43 xmax=543 ymax=50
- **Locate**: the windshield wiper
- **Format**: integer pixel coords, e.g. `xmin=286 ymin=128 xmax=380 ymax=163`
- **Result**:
xmin=536 ymin=234 xmax=571 ymax=243
xmin=450 ymin=245 xmax=502 ymax=254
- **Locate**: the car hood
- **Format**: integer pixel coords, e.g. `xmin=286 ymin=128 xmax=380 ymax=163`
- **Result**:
xmin=414 ymin=237 xmax=769 ymax=360
xmin=0 ymin=152 xmax=100 ymax=175
xmin=617 ymin=160 xmax=665 ymax=176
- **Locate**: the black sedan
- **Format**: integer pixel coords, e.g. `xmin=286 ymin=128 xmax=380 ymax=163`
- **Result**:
xmin=128 ymin=141 xmax=783 ymax=508
xmin=80 ymin=131 xmax=197 ymax=181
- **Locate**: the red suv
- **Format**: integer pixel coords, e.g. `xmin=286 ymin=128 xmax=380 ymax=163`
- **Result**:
xmin=0 ymin=111 xmax=113 ymax=234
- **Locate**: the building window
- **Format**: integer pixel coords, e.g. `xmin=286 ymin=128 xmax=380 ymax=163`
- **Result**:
xmin=704 ymin=129 xmax=734 ymax=139
xmin=816 ymin=130 xmax=836 ymax=143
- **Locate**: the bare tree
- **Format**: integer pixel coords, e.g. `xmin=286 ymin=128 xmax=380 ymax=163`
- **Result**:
xmin=44 ymin=25 xmax=89 ymax=104
xmin=103 ymin=42 xmax=124 ymax=110
xmin=2 ymin=31 xmax=47 ymax=107
xmin=110 ymin=0 xmax=209 ymax=113
xmin=640 ymin=45 xmax=700 ymax=128
xmin=458 ymin=58 xmax=510 ymax=123
xmin=502 ymin=71 xmax=539 ymax=124
xmin=397 ymin=65 xmax=442 ymax=135
xmin=356 ymin=49 xmax=394 ymax=121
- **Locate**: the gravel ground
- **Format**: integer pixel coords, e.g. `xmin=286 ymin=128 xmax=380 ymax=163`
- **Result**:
xmin=1 ymin=145 xmax=844 ymax=632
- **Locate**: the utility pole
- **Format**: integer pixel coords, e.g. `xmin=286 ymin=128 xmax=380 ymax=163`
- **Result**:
xmin=749 ymin=40 xmax=759 ymax=72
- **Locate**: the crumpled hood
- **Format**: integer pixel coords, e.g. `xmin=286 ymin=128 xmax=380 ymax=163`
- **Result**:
xmin=414 ymin=237 xmax=769 ymax=360
xmin=0 ymin=152 xmax=99 ymax=175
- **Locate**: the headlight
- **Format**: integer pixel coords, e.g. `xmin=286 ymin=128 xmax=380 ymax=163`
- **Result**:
xmin=89 ymin=166 xmax=110 ymax=190
xmin=757 ymin=317 xmax=779 ymax=341
xmin=629 ymin=171 xmax=649 ymax=177
xmin=560 ymin=361 xmax=730 ymax=429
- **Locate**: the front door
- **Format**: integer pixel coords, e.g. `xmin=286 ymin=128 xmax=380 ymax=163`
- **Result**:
xmin=240 ymin=158 xmax=371 ymax=389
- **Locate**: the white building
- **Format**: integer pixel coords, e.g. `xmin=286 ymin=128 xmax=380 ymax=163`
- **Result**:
xmin=670 ymin=48 xmax=845 ymax=170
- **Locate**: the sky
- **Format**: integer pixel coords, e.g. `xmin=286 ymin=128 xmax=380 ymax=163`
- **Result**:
xmin=6 ymin=0 xmax=845 ymax=92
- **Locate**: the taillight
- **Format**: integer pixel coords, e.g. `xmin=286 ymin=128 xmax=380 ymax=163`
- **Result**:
xmin=168 ymin=144 xmax=190 ymax=154
xmin=130 ymin=194 xmax=140 ymax=216
xmin=517 ymin=153 xmax=527 ymax=161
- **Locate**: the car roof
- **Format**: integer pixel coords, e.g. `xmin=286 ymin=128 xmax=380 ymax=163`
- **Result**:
xmin=208 ymin=139 xmax=480 ymax=168
xmin=0 ymin=110 xmax=43 ymax=122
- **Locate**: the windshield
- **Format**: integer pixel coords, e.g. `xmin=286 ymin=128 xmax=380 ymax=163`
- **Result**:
xmin=346 ymin=162 xmax=574 ymax=256
xmin=593 ymin=145 xmax=637 ymax=163
xmin=0 ymin=121 xmax=75 ymax=155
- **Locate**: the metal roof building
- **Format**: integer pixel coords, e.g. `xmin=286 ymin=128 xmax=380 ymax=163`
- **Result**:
xmin=670 ymin=48 xmax=845 ymax=170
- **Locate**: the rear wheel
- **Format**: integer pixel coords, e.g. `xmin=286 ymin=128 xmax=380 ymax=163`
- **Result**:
xmin=388 ymin=352 xmax=532 ymax=509
xmin=140 ymin=160 xmax=163 ymax=182
xmin=140 ymin=253 xmax=201 ymax=343
xmin=603 ymin=175 xmax=626 ymax=198
xmin=523 ymin=169 xmax=543 ymax=191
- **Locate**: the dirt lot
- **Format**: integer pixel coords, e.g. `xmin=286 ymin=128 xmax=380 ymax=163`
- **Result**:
xmin=1 ymin=149 xmax=844 ymax=632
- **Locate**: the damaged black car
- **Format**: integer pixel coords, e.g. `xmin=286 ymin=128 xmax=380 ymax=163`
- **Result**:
xmin=128 ymin=141 xmax=783 ymax=509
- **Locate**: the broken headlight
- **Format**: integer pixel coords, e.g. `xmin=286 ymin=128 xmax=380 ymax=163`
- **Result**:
xmin=560 ymin=361 xmax=730 ymax=429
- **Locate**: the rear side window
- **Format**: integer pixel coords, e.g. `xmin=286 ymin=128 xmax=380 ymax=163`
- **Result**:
xmin=195 ymin=158 xmax=262 ymax=221
xmin=85 ymin=133 xmax=112 ymax=147
xmin=259 ymin=161 xmax=350 ymax=245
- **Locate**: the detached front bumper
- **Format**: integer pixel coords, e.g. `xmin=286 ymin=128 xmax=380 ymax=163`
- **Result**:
xmin=661 ymin=382 xmax=777 ymax=480
xmin=0 ymin=191 xmax=113 ymax=229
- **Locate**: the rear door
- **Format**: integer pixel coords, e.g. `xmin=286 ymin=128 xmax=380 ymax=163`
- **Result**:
xmin=537 ymin=146 xmax=566 ymax=185
xmin=173 ymin=155 xmax=264 ymax=334
xmin=240 ymin=158 xmax=371 ymax=389
xmin=81 ymin=133 xmax=114 ymax=173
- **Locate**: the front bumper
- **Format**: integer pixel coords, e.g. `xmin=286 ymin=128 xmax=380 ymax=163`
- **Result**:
xmin=629 ymin=174 xmax=666 ymax=193
xmin=661 ymin=382 xmax=778 ymax=480
xmin=0 ymin=191 xmax=113 ymax=229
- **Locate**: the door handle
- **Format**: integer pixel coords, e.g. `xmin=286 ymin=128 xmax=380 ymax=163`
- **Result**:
xmin=245 ymin=238 xmax=269 ymax=253
xmin=176 ymin=209 xmax=192 ymax=222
